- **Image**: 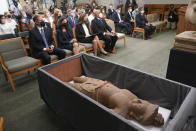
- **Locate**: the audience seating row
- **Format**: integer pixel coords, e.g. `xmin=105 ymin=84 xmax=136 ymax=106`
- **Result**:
xmin=0 ymin=19 xmax=127 ymax=91
xmin=147 ymin=13 xmax=167 ymax=33
xmin=0 ymin=38 xmax=41 ymax=91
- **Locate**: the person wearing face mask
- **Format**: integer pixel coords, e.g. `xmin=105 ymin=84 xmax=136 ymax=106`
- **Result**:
xmin=108 ymin=3 xmax=115 ymax=19
xmin=132 ymin=5 xmax=139 ymax=18
xmin=10 ymin=0 xmax=23 ymax=20
xmin=67 ymin=9 xmax=78 ymax=29
xmin=75 ymin=13 xmax=108 ymax=56
xmin=4 ymin=12 xmax=17 ymax=32
xmin=167 ymin=4 xmax=178 ymax=30
xmin=125 ymin=6 xmax=134 ymax=27
xmin=57 ymin=17 xmax=80 ymax=55
xmin=112 ymin=6 xmax=133 ymax=36
xmin=125 ymin=0 xmax=132 ymax=12
xmin=92 ymin=9 xmax=118 ymax=53
xmin=91 ymin=0 xmax=98 ymax=8
xmin=23 ymin=0 xmax=33 ymax=19
xmin=0 ymin=15 xmax=16 ymax=35
xmin=88 ymin=8 xmax=96 ymax=24
xmin=53 ymin=10 xmax=62 ymax=30
xmin=18 ymin=10 xmax=29 ymax=32
xmin=136 ymin=7 xmax=155 ymax=40
xmin=29 ymin=15 xmax=66 ymax=65
xmin=43 ymin=9 xmax=55 ymax=30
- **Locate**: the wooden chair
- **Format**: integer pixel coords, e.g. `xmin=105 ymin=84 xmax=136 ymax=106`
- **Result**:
xmin=72 ymin=28 xmax=93 ymax=52
xmin=0 ymin=37 xmax=41 ymax=91
xmin=106 ymin=19 xmax=127 ymax=48
xmin=0 ymin=117 xmax=3 ymax=131
xmin=132 ymin=19 xmax=145 ymax=40
xmin=151 ymin=13 xmax=167 ymax=33
xmin=16 ymin=24 xmax=20 ymax=32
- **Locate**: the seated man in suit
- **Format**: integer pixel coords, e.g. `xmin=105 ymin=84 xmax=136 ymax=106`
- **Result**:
xmin=29 ymin=15 xmax=66 ymax=65
xmin=136 ymin=7 xmax=155 ymax=40
xmin=125 ymin=6 xmax=134 ymax=27
xmin=91 ymin=9 xmax=118 ymax=53
xmin=108 ymin=3 xmax=115 ymax=19
xmin=112 ymin=5 xmax=133 ymax=36
xmin=67 ymin=9 xmax=78 ymax=29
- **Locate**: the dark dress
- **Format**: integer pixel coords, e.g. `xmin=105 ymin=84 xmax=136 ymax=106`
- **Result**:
xmin=56 ymin=28 xmax=74 ymax=51
xmin=75 ymin=23 xmax=95 ymax=43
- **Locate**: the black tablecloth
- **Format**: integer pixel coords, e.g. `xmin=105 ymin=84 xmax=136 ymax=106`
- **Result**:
xmin=166 ymin=48 xmax=196 ymax=88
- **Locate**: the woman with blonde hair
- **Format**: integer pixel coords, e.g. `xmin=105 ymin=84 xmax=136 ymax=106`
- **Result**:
xmin=75 ymin=13 xmax=108 ymax=56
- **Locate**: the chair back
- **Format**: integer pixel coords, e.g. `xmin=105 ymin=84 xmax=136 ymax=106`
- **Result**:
xmin=53 ymin=31 xmax=58 ymax=48
xmin=0 ymin=37 xmax=27 ymax=63
xmin=89 ymin=24 xmax=92 ymax=34
xmin=153 ymin=12 xmax=160 ymax=21
xmin=0 ymin=117 xmax=3 ymax=131
xmin=147 ymin=14 xmax=154 ymax=23
xmin=134 ymin=18 xmax=137 ymax=28
xmin=72 ymin=28 xmax=76 ymax=39
xmin=164 ymin=11 xmax=169 ymax=21
xmin=106 ymin=19 xmax=116 ymax=32
xmin=17 ymin=31 xmax=29 ymax=38
xmin=0 ymin=34 xmax=16 ymax=40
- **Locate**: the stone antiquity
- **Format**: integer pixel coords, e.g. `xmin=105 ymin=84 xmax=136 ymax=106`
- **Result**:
xmin=186 ymin=0 xmax=196 ymax=25
xmin=174 ymin=0 xmax=196 ymax=52
xmin=66 ymin=77 xmax=164 ymax=126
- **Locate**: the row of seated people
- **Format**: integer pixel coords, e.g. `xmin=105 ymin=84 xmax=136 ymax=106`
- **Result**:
xmin=29 ymin=9 xmax=119 ymax=65
xmin=107 ymin=5 xmax=155 ymax=40
xmin=0 ymin=4 xmax=156 ymax=41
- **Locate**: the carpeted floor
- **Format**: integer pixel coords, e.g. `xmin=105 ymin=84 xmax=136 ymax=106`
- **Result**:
xmin=0 ymin=30 xmax=175 ymax=131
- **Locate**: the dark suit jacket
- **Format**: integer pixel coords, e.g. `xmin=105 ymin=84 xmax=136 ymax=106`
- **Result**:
xmin=136 ymin=13 xmax=148 ymax=28
xmin=75 ymin=23 xmax=91 ymax=42
xmin=29 ymin=26 xmax=55 ymax=57
xmin=91 ymin=18 xmax=112 ymax=34
xmin=108 ymin=9 xmax=115 ymax=18
xmin=125 ymin=11 xmax=134 ymax=23
xmin=112 ymin=11 xmax=123 ymax=24
xmin=56 ymin=28 xmax=73 ymax=49
xmin=67 ymin=16 xmax=78 ymax=29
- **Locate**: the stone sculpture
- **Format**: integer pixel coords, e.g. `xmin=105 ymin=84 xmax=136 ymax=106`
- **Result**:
xmin=186 ymin=0 xmax=196 ymax=25
xmin=66 ymin=77 xmax=164 ymax=126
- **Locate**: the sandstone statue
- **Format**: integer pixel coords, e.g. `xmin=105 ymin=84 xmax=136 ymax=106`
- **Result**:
xmin=66 ymin=77 xmax=164 ymax=126
xmin=186 ymin=0 xmax=196 ymax=25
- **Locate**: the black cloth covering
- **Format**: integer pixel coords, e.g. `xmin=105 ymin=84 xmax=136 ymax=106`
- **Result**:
xmin=38 ymin=53 xmax=192 ymax=131
xmin=166 ymin=48 xmax=196 ymax=88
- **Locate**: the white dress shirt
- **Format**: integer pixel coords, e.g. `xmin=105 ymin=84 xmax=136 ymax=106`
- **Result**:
xmin=82 ymin=24 xmax=90 ymax=37
xmin=88 ymin=14 xmax=94 ymax=24
xmin=117 ymin=13 xmax=122 ymax=22
xmin=37 ymin=26 xmax=54 ymax=51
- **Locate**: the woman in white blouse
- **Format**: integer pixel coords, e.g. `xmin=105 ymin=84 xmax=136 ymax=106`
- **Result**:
xmin=75 ymin=13 xmax=108 ymax=56
xmin=4 ymin=12 xmax=17 ymax=32
xmin=0 ymin=15 xmax=15 ymax=35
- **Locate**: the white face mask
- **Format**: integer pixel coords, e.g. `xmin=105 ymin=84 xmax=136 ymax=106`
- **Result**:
xmin=141 ymin=11 xmax=144 ymax=14
xmin=118 ymin=10 xmax=121 ymax=14
xmin=110 ymin=6 xmax=113 ymax=9
xmin=129 ymin=9 xmax=132 ymax=12
xmin=21 ymin=19 xmax=26 ymax=23
xmin=99 ymin=13 xmax=103 ymax=18
xmin=47 ymin=12 xmax=50 ymax=17
xmin=1 ymin=19 xmax=6 ymax=24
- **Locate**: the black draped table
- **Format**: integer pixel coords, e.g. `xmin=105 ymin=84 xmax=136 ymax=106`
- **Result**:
xmin=166 ymin=48 xmax=196 ymax=88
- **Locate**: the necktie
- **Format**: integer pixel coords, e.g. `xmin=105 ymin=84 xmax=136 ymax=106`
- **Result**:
xmin=72 ymin=18 xmax=75 ymax=27
xmin=41 ymin=29 xmax=49 ymax=48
